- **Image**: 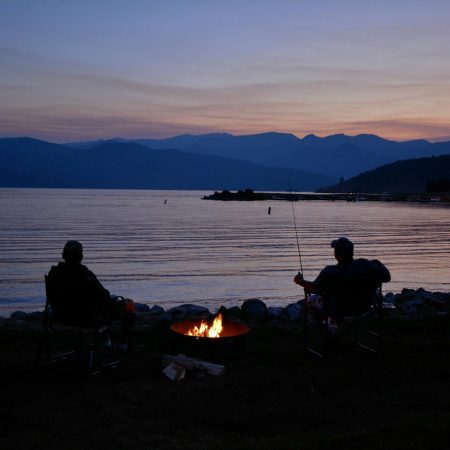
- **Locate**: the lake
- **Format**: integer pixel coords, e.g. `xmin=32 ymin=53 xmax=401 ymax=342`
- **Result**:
xmin=0 ymin=188 xmax=449 ymax=316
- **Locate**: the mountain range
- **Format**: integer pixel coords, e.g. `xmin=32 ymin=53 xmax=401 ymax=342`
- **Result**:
xmin=0 ymin=137 xmax=334 ymax=191
xmin=68 ymin=132 xmax=450 ymax=179
xmin=1 ymin=132 xmax=450 ymax=192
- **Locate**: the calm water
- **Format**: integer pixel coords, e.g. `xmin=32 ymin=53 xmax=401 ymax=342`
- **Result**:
xmin=0 ymin=188 xmax=449 ymax=316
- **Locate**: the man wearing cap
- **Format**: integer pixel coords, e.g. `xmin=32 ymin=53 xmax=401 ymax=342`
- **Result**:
xmin=47 ymin=240 xmax=135 ymax=348
xmin=293 ymin=237 xmax=390 ymax=310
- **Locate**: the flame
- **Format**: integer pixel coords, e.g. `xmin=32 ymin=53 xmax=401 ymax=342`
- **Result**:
xmin=187 ymin=313 xmax=224 ymax=338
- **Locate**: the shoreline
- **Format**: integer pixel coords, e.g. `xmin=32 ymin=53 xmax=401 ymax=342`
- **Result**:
xmin=203 ymin=189 xmax=450 ymax=204
xmin=3 ymin=287 xmax=449 ymax=325
xmin=2 ymin=293 xmax=450 ymax=449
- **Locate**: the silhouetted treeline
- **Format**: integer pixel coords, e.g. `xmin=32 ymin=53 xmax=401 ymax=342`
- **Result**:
xmin=319 ymin=154 xmax=450 ymax=194
xmin=426 ymin=179 xmax=450 ymax=192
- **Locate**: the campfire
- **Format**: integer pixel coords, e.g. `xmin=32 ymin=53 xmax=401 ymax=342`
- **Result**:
xmin=170 ymin=313 xmax=250 ymax=361
xmin=171 ymin=313 xmax=249 ymax=339
xmin=186 ymin=313 xmax=224 ymax=338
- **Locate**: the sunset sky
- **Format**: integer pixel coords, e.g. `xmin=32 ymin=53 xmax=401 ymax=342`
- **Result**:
xmin=1 ymin=0 xmax=450 ymax=143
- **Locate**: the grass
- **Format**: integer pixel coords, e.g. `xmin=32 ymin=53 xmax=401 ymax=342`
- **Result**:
xmin=1 ymin=314 xmax=450 ymax=449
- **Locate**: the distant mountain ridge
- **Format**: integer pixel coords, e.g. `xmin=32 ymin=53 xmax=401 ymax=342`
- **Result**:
xmin=68 ymin=131 xmax=450 ymax=179
xmin=3 ymin=131 xmax=450 ymax=193
xmin=0 ymin=137 xmax=335 ymax=191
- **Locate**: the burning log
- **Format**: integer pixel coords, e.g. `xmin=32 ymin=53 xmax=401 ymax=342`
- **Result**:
xmin=186 ymin=313 xmax=224 ymax=338
xmin=169 ymin=313 xmax=250 ymax=362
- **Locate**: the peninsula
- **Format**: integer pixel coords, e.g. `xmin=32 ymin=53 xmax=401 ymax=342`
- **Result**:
xmin=203 ymin=189 xmax=449 ymax=204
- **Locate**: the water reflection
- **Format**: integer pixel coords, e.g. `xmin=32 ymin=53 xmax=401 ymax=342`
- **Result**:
xmin=0 ymin=188 xmax=449 ymax=314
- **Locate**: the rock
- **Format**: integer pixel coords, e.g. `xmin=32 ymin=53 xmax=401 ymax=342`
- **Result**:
xmin=228 ymin=306 xmax=244 ymax=317
xmin=135 ymin=303 xmax=151 ymax=312
xmin=149 ymin=305 xmax=165 ymax=315
xmin=393 ymin=288 xmax=450 ymax=315
xmin=218 ymin=306 xmax=245 ymax=319
xmin=156 ymin=312 xmax=173 ymax=323
xmin=267 ymin=306 xmax=284 ymax=320
xmin=168 ymin=304 xmax=210 ymax=320
xmin=429 ymin=292 xmax=450 ymax=308
xmin=10 ymin=311 xmax=27 ymax=320
xmin=283 ymin=303 xmax=302 ymax=321
xmin=27 ymin=311 xmax=43 ymax=321
xmin=241 ymin=298 xmax=267 ymax=321
xmin=218 ymin=305 xmax=228 ymax=315
xmin=400 ymin=299 xmax=425 ymax=315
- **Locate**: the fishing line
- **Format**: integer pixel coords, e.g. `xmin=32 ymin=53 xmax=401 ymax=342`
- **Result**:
xmin=290 ymin=198 xmax=304 ymax=275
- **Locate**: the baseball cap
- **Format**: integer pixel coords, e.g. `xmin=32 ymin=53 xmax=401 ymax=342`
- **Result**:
xmin=331 ymin=237 xmax=354 ymax=254
xmin=63 ymin=240 xmax=83 ymax=259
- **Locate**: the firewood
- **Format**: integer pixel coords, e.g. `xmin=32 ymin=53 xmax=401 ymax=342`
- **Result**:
xmin=162 ymin=362 xmax=186 ymax=381
xmin=162 ymin=353 xmax=225 ymax=376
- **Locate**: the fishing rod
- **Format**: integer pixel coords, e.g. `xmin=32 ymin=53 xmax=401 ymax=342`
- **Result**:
xmin=289 ymin=189 xmax=304 ymax=275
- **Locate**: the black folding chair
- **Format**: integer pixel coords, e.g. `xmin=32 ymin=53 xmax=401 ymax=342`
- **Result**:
xmin=303 ymin=274 xmax=383 ymax=358
xmin=36 ymin=275 xmax=123 ymax=372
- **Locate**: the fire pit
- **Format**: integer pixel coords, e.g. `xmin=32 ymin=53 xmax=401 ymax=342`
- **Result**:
xmin=169 ymin=313 xmax=250 ymax=362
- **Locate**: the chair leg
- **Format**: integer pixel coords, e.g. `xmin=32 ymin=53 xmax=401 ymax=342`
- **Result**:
xmin=303 ymin=308 xmax=328 ymax=358
xmin=354 ymin=316 xmax=381 ymax=354
xmin=37 ymin=321 xmax=127 ymax=373
xmin=36 ymin=319 xmax=46 ymax=366
xmin=92 ymin=327 xmax=123 ymax=372
xmin=88 ymin=330 xmax=96 ymax=369
xmin=36 ymin=333 xmax=45 ymax=367
xmin=305 ymin=313 xmax=382 ymax=357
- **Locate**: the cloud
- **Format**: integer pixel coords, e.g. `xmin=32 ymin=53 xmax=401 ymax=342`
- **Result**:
xmin=326 ymin=119 xmax=450 ymax=141
xmin=1 ymin=44 xmax=450 ymax=142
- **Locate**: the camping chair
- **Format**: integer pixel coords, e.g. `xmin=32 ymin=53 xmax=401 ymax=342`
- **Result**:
xmin=36 ymin=275 xmax=123 ymax=372
xmin=302 ymin=274 xmax=383 ymax=358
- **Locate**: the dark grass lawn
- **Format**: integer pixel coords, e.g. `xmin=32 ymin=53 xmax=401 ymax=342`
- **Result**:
xmin=1 ymin=314 xmax=450 ymax=450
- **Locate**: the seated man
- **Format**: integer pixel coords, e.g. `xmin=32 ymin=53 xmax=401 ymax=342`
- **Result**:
xmin=47 ymin=240 xmax=135 ymax=348
xmin=294 ymin=237 xmax=391 ymax=322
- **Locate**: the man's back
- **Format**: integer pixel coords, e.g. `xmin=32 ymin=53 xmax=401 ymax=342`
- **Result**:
xmin=316 ymin=258 xmax=390 ymax=290
xmin=294 ymin=237 xmax=391 ymax=317
xmin=47 ymin=261 xmax=110 ymax=324
xmin=314 ymin=258 xmax=390 ymax=315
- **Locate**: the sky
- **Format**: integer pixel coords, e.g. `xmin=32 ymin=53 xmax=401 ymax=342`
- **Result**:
xmin=1 ymin=0 xmax=450 ymax=143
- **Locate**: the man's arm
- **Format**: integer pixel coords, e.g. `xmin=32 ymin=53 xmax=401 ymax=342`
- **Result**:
xmin=293 ymin=272 xmax=316 ymax=293
xmin=369 ymin=259 xmax=391 ymax=283
xmin=82 ymin=266 xmax=111 ymax=306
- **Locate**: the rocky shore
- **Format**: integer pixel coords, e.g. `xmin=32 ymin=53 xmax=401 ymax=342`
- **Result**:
xmin=2 ymin=290 xmax=450 ymax=450
xmin=4 ymin=288 xmax=450 ymax=328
